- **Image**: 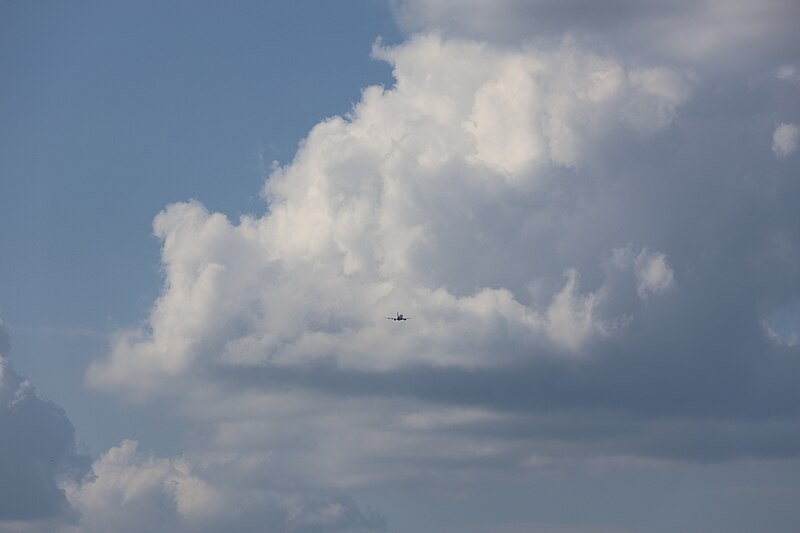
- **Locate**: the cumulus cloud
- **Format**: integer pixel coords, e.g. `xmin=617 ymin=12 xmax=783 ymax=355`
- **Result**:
xmin=62 ymin=440 xmax=383 ymax=533
xmin=88 ymin=35 xmax=688 ymax=398
xmin=611 ymin=245 xmax=675 ymax=300
xmin=59 ymin=440 xmax=383 ymax=533
xmin=63 ymin=440 xmax=220 ymax=533
xmin=634 ymin=249 xmax=675 ymax=299
xmin=390 ymin=0 xmax=800 ymax=67
xmin=85 ymin=3 xmax=800 ymax=523
xmin=772 ymin=122 xmax=799 ymax=158
xmin=0 ymin=320 xmax=88 ymax=524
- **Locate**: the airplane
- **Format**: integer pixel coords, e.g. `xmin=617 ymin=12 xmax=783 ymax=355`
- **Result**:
xmin=387 ymin=312 xmax=411 ymax=321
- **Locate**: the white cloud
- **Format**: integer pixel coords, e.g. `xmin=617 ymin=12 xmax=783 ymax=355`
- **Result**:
xmin=610 ymin=245 xmax=675 ymax=300
xmin=3 ymin=2 xmax=799 ymax=530
xmin=634 ymin=249 xmax=675 ymax=300
xmin=772 ymin=122 xmax=799 ymax=158
xmin=63 ymin=440 xmax=220 ymax=533
xmin=62 ymin=440 xmax=382 ymax=533
xmin=545 ymin=269 xmax=608 ymax=351
xmin=82 ymin=12 xmax=800 ymax=528
xmin=87 ymin=35 xmax=690 ymax=398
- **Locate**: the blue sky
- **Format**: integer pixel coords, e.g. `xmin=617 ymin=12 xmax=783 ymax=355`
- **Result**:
xmin=2 ymin=0 xmax=399 ymax=453
xmin=2 ymin=0 xmax=398 ymax=329
xmin=2 ymin=1 xmax=800 ymax=532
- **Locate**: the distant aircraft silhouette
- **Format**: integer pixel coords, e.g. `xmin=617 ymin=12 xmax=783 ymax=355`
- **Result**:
xmin=387 ymin=312 xmax=411 ymax=321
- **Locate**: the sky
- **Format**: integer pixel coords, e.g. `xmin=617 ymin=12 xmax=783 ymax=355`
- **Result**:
xmin=1 ymin=1 xmax=799 ymax=532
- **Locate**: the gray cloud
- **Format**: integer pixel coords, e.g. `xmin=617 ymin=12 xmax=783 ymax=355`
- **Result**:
xmin=390 ymin=0 xmax=800 ymax=68
xmin=83 ymin=30 xmax=800 ymax=481
xmin=0 ymin=320 xmax=88 ymax=523
xmin=76 ymin=3 xmax=800 ymax=530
